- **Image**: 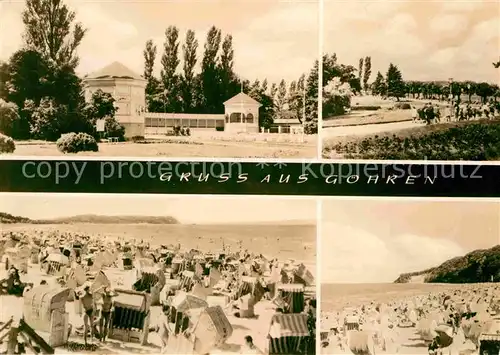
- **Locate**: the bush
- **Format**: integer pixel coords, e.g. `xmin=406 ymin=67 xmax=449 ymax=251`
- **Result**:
xmin=304 ymin=120 xmax=317 ymax=134
xmin=216 ymin=126 xmax=224 ymax=132
xmin=350 ymin=105 xmax=381 ymax=111
xmin=0 ymin=100 xmax=20 ymax=137
xmin=0 ymin=133 xmax=15 ymax=153
xmin=56 ymin=132 xmax=98 ymax=153
xmin=26 ymin=98 xmax=95 ymax=141
xmin=130 ymin=135 xmax=145 ymax=142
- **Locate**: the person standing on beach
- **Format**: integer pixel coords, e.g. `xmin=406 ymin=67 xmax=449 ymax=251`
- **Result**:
xmin=77 ymin=285 xmax=95 ymax=345
xmin=98 ymin=287 xmax=115 ymax=342
xmin=157 ymin=307 xmax=172 ymax=353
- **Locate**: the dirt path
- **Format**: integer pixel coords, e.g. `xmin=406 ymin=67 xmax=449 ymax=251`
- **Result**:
xmin=323 ymin=121 xmax=425 ymax=139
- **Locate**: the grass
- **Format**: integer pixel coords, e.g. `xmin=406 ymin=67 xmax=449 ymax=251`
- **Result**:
xmin=323 ymin=119 xmax=500 ymax=160
xmin=10 ymin=137 xmax=316 ymax=158
xmin=2 ymin=222 xmax=316 ymax=264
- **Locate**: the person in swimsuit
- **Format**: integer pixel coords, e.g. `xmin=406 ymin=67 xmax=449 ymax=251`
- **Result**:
xmin=79 ymin=285 xmax=95 ymax=345
xmin=98 ymin=287 xmax=115 ymax=342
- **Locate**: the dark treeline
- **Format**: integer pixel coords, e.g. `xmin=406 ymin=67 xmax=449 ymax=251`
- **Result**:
xmin=142 ymin=25 xmax=318 ymax=133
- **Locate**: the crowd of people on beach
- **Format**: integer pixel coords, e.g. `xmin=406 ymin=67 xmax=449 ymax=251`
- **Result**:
xmin=0 ymin=230 xmax=316 ymax=354
xmin=321 ymin=285 xmax=500 ymax=355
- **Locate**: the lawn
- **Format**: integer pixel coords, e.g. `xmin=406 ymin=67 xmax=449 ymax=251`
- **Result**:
xmin=10 ymin=134 xmax=317 ymax=158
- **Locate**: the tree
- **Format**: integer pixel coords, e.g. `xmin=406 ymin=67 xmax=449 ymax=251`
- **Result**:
xmin=250 ymin=80 xmax=261 ymax=95
xmin=358 ymin=58 xmax=364 ymax=82
xmin=323 ymin=77 xmax=352 ymax=118
xmin=304 ymin=60 xmax=319 ymax=134
xmin=270 ymin=83 xmax=278 ymax=99
xmin=276 ymin=79 xmax=287 ymax=118
xmin=0 ymin=62 xmax=9 ymax=101
xmin=261 ymin=79 xmax=268 ymax=93
xmin=144 ymin=40 xmax=157 ymax=82
xmin=218 ymin=34 xmax=238 ymax=102
xmin=181 ymin=30 xmax=198 ymax=113
xmin=201 ymin=26 xmax=222 ymax=113
xmin=160 ymin=26 xmax=181 ymax=112
xmin=84 ymin=89 xmax=117 ymax=122
xmin=463 ymin=81 xmax=476 ymax=102
xmin=22 ymin=0 xmax=86 ymax=70
xmin=363 ymin=56 xmax=371 ymax=93
xmin=288 ymin=75 xmax=306 ymax=124
xmin=245 ymin=81 xmax=274 ymax=129
xmin=476 ymin=82 xmax=495 ymax=103
xmin=143 ymin=40 xmax=161 ymax=112
xmin=3 ymin=49 xmax=51 ymax=109
xmin=386 ymin=63 xmax=405 ymax=100
xmin=372 ymin=71 xmax=386 ymax=96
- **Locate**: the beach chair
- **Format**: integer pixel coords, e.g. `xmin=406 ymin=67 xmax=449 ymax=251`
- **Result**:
xmin=267 ymin=313 xmax=310 ymax=354
xmin=23 ymin=286 xmax=71 ymax=347
xmin=108 ymin=289 xmax=151 ymax=345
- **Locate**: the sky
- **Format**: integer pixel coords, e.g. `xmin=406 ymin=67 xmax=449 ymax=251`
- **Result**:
xmin=0 ymin=0 xmax=319 ymax=83
xmin=324 ymin=0 xmax=500 ymax=83
xmin=321 ymin=199 xmax=500 ymax=284
xmin=0 ymin=193 xmax=316 ymax=224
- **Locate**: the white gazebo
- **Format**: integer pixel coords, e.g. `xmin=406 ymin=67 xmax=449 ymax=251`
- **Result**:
xmin=223 ymin=92 xmax=261 ymax=134
xmin=83 ymin=62 xmax=147 ymax=137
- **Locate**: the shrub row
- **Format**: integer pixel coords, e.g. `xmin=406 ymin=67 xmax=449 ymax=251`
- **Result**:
xmin=325 ymin=121 xmax=500 ymax=160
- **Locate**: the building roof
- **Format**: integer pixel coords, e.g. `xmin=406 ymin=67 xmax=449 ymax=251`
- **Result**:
xmin=223 ymin=92 xmax=261 ymax=107
xmin=86 ymin=61 xmax=144 ymax=81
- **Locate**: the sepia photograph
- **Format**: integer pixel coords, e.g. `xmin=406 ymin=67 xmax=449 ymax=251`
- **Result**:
xmin=320 ymin=199 xmax=500 ymax=354
xmin=0 ymin=0 xmax=318 ymax=158
xmin=321 ymin=0 xmax=500 ymax=160
xmin=0 ymin=194 xmax=316 ymax=354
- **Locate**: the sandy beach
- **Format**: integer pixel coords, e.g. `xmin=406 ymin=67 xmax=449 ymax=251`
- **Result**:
xmin=0 ymin=220 xmax=316 ymax=354
xmin=321 ymin=283 xmax=499 ymax=355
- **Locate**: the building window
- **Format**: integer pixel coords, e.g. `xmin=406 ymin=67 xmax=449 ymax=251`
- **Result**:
xmin=189 ymin=119 xmax=198 ymax=128
xmin=207 ymin=119 xmax=215 ymax=128
xmin=245 ymin=113 xmax=254 ymax=123
xmin=145 ymin=117 xmax=152 ymax=127
xmin=225 ymin=115 xmax=229 ymax=123
xmin=198 ymin=119 xmax=207 ymax=128
xmin=230 ymin=112 xmax=244 ymax=123
xmin=216 ymin=120 xmax=224 ymax=128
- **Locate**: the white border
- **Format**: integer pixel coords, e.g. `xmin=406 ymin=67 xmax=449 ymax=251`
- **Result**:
xmin=317 ymin=0 xmax=324 ymax=160
xmin=315 ymin=197 xmax=322 ymax=355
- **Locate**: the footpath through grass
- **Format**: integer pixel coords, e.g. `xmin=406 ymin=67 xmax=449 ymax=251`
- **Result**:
xmin=323 ymin=118 xmax=500 ymax=160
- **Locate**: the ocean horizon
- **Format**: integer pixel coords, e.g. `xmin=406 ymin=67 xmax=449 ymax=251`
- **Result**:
xmin=321 ymin=282 xmax=493 ymax=313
